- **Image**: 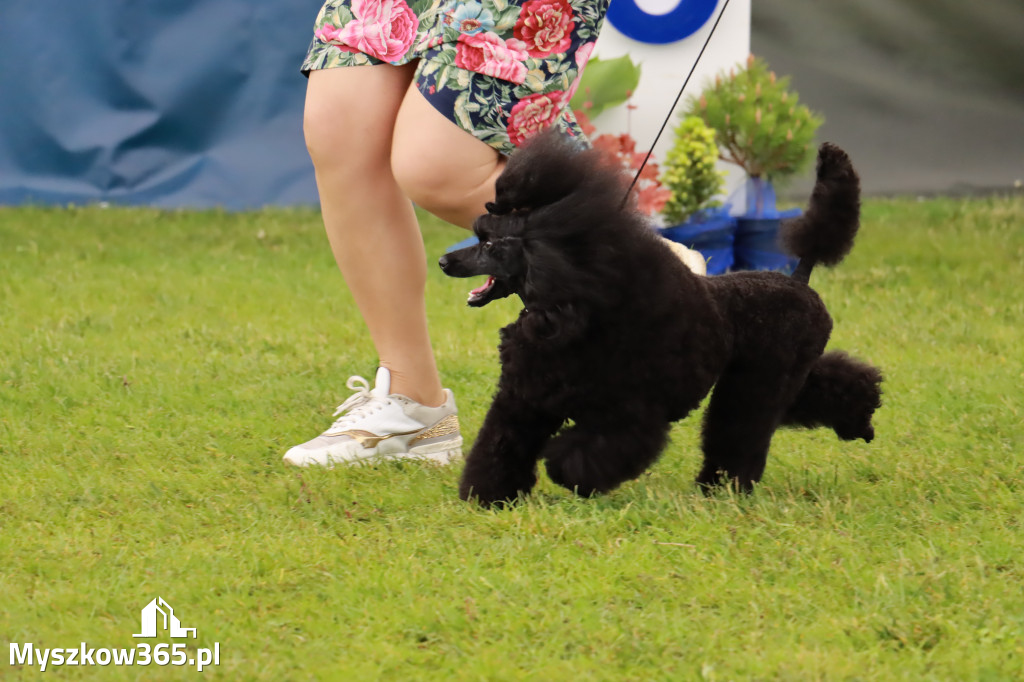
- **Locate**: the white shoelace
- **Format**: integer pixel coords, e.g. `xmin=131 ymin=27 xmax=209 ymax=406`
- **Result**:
xmin=327 ymin=375 xmax=387 ymax=431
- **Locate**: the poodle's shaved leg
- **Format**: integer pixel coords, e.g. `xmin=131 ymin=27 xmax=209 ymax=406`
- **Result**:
xmin=697 ymin=365 xmax=810 ymax=493
xmin=459 ymin=392 xmax=562 ymax=506
xmin=542 ymin=418 xmax=671 ymax=497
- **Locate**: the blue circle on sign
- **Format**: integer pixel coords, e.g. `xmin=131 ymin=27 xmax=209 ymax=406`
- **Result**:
xmin=607 ymin=0 xmax=719 ymax=44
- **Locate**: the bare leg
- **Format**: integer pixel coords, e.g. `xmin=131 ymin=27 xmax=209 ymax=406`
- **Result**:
xmin=391 ymin=85 xmax=506 ymax=229
xmin=305 ymin=66 xmax=514 ymax=408
xmin=304 ymin=65 xmax=444 ymax=405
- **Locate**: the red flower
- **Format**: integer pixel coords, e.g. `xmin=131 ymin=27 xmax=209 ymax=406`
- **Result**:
xmin=507 ymin=92 xmax=568 ymax=147
xmin=513 ymin=0 xmax=576 ymax=58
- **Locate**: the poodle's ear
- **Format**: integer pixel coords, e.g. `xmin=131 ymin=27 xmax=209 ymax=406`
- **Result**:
xmin=520 ymin=304 xmax=589 ymax=347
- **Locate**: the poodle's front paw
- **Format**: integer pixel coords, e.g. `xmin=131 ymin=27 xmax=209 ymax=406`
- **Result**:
xmin=695 ymin=466 xmax=724 ymax=494
xmin=458 ymin=470 xmax=536 ymax=508
xmin=458 ymin=484 xmax=522 ymax=509
xmin=695 ymin=467 xmax=758 ymax=495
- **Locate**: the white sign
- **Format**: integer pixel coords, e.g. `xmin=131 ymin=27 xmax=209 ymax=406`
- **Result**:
xmin=591 ymin=0 xmax=751 ymax=203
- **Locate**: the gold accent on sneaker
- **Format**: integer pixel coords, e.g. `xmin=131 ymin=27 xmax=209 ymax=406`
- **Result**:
xmin=409 ymin=415 xmax=461 ymax=445
xmin=329 ymin=428 xmax=421 ymax=447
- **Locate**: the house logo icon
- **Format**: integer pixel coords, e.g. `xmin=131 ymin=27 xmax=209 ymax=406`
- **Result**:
xmin=132 ymin=597 xmax=197 ymax=639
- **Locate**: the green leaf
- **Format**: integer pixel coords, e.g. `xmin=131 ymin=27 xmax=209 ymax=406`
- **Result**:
xmin=568 ymin=54 xmax=642 ymax=118
xmin=454 ymin=92 xmax=475 ymax=131
xmin=495 ymin=7 xmax=521 ymax=31
xmin=421 ymin=60 xmax=440 ymax=78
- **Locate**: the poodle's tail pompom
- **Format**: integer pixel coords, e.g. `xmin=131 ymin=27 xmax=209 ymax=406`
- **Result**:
xmin=782 ymin=350 xmax=883 ymax=443
xmin=781 ymin=143 xmax=861 ymax=283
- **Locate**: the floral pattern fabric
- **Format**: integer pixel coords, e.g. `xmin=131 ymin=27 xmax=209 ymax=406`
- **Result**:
xmin=301 ymin=0 xmax=609 ymax=155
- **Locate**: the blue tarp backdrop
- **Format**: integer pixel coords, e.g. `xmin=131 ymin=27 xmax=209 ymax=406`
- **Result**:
xmin=1 ymin=0 xmax=323 ymax=209
xmin=2 ymin=1 xmax=1021 ymax=207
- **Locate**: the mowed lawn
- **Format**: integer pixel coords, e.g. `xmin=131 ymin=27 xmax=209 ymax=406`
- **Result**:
xmin=1 ymin=196 xmax=1022 ymax=680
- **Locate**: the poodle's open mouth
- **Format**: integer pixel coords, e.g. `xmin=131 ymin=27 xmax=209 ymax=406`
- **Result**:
xmin=468 ymin=276 xmax=496 ymax=305
xmin=438 ymin=248 xmax=514 ymax=307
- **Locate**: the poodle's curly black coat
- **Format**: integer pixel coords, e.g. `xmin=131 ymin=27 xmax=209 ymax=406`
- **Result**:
xmin=439 ymin=132 xmax=883 ymax=506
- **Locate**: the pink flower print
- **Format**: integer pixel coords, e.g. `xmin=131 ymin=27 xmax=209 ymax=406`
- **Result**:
xmin=455 ymin=32 xmax=529 ymax=85
xmin=335 ymin=0 xmax=419 ymax=62
xmin=314 ymin=24 xmax=363 ymax=53
xmin=506 ymin=91 xmax=568 ymax=147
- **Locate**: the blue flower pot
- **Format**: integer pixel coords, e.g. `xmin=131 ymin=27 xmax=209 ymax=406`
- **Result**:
xmin=660 ymin=207 xmax=737 ymax=275
xmin=732 ymin=178 xmax=801 ymax=274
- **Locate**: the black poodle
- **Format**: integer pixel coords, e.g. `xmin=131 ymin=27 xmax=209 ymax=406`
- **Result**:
xmin=439 ymin=132 xmax=882 ymax=506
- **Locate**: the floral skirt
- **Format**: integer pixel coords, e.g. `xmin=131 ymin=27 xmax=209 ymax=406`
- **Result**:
xmin=301 ymin=0 xmax=608 ymax=155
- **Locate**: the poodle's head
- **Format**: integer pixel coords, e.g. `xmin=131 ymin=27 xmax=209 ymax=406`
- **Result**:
xmin=439 ymin=131 xmax=649 ymax=309
xmin=484 ymin=130 xmax=594 ymax=217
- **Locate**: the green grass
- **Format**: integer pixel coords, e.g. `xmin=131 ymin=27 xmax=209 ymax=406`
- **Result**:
xmin=1 ymin=196 xmax=1022 ymax=680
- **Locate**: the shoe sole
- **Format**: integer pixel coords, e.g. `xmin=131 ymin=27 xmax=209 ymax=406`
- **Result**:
xmin=282 ymin=436 xmax=463 ymax=468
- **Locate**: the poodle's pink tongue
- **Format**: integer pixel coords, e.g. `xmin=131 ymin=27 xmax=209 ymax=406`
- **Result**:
xmin=470 ymin=276 xmax=494 ymax=296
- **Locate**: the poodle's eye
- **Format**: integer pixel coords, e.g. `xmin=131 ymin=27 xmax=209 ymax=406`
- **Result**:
xmin=482 ymin=240 xmax=494 ymax=250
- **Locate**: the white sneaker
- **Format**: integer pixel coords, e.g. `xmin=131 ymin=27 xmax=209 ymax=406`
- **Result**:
xmin=282 ymin=368 xmax=463 ymax=467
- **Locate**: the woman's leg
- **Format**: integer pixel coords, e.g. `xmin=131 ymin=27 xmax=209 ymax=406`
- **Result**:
xmin=294 ymin=64 xmax=519 ymax=467
xmin=303 ymin=64 xmax=445 ymax=407
xmin=391 ymin=84 xmax=507 ymax=230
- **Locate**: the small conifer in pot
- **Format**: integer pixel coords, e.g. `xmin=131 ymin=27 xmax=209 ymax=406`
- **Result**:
xmin=688 ymin=55 xmax=823 ymax=197
xmin=686 ymin=55 xmax=825 ymax=272
xmin=660 ymin=116 xmax=725 ymax=224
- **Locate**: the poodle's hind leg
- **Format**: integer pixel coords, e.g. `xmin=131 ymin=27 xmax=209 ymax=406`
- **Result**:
xmin=697 ymin=365 xmax=810 ymax=493
xmin=459 ymin=390 xmax=562 ymax=507
xmin=542 ymin=415 xmax=671 ymax=497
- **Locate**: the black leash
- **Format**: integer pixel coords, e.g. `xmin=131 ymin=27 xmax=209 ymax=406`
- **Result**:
xmin=620 ymin=0 xmax=734 ymax=209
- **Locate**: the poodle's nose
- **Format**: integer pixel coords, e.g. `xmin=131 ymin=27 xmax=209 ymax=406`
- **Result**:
xmin=438 ymin=255 xmax=451 ymax=272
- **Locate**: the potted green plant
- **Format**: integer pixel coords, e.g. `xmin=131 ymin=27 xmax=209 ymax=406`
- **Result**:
xmin=687 ymin=55 xmax=824 ymax=272
xmin=658 ymin=116 xmax=733 ymax=274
